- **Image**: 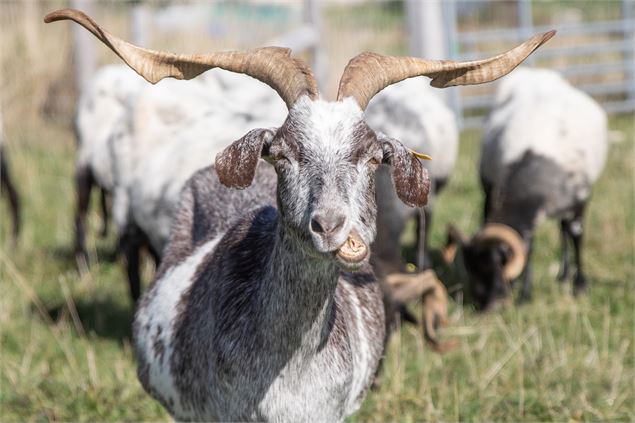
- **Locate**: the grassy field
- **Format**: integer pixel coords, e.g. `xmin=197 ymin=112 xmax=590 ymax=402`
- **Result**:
xmin=0 ymin=113 xmax=632 ymax=422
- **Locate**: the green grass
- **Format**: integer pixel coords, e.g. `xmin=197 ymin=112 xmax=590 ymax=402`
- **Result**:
xmin=1 ymin=116 xmax=633 ymax=422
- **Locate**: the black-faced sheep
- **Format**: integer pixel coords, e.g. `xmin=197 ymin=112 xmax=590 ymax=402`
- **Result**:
xmin=444 ymin=67 xmax=607 ymax=310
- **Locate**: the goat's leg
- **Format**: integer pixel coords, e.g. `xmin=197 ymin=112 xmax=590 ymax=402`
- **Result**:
xmin=570 ymin=203 xmax=587 ymax=295
xmin=557 ymin=219 xmax=571 ymax=282
xmin=74 ymin=165 xmax=93 ymax=263
xmin=517 ymin=235 xmax=534 ymax=304
xmin=99 ymin=188 xmax=109 ymax=238
xmin=0 ymin=151 xmax=21 ymax=242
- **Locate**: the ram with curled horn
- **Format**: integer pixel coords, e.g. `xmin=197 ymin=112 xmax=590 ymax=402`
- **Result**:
xmin=444 ymin=67 xmax=607 ymax=311
xmin=443 ymin=223 xmax=527 ymax=311
xmin=46 ymin=8 xmax=553 ymax=421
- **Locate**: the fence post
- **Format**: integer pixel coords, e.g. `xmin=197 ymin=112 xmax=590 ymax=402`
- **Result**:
xmin=406 ymin=0 xmax=445 ymax=60
xmin=305 ymin=0 xmax=328 ymax=94
xmin=518 ymin=0 xmax=534 ymax=66
xmin=406 ymin=0 xmax=449 ymax=106
xmin=623 ymin=0 xmax=635 ymax=106
xmin=131 ymin=2 xmax=151 ymax=47
xmin=71 ymin=0 xmax=96 ymax=94
xmin=442 ymin=0 xmax=463 ymax=128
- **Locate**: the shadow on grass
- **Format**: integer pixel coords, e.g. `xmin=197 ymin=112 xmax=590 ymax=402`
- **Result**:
xmin=43 ymin=296 xmax=134 ymax=341
xmin=46 ymin=244 xmax=120 ymax=267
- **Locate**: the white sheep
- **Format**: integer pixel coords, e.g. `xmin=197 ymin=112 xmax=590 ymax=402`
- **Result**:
xmin=73 ymin=65 xmax=145 ymax=260
xmin=365 ymin=77 xmax=458 ymax=273
xmin=116 ymin=70 xmax=287 ymax=301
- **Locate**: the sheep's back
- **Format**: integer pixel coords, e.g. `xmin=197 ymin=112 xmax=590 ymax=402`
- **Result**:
xmin=480 ymin=68 xmax=607 ymax=189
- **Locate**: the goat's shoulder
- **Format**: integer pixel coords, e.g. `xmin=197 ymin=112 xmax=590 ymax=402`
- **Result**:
xmin=157 ymin=163 xmax=276 ymax=278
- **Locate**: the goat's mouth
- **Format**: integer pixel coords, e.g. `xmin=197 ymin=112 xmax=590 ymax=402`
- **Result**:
xmin=335 ymin=230 xmax=368 ymax=266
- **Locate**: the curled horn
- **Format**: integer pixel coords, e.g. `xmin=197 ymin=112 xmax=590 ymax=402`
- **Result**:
xmin=44 ymin=8 xmax=318 ymax=109
xmin=337 ymin=30 xmax=555 ymax=109
xmin=472 ymin=223 xmax=526 ymax=280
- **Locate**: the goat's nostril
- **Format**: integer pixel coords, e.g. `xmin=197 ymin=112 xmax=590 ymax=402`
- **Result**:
xmin=311 ymin=213 xmax=346 ymax=235
xmin=311 ymin=218 xmax=325 ymax=234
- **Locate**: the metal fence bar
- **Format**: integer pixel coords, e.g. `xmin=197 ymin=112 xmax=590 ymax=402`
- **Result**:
xmin=459 ymin=39 xmax=633 ymax=61
xmin=578 ymin=81 xmax=634 ymax=96
xmin=555 ymin=61 xmax=629 ymax=77
xmin=604 ymin=99 xmax=635 ymax=114
xmin=458 ymin=19 xmax=635 ymax=44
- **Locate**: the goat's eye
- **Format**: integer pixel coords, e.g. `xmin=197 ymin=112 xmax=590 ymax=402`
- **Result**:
xmin=367 ymin=157 xmax=381 ymax=166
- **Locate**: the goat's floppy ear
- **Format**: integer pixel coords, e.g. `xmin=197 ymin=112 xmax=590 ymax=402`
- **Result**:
xmin=380 ymin=135 xmax=430 ymax=207
xmin=215 ymin=128 xmax=276 ymax=189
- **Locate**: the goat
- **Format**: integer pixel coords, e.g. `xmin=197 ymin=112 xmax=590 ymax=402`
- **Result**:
xmin=0 ymin=116 xmax=20 ymax=243
xmin=444 ymin=67 xmax=607 ymax=310
xmin=46 ymin=8 xmax=552 ymax=420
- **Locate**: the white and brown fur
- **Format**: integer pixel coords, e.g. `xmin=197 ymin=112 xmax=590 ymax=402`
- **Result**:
xmin=133 ymin=96 xmax=431 ymax=421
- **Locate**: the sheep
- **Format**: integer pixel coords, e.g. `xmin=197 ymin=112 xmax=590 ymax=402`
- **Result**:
xmin=46 ymin=8 xmax=552 ymax=420
xmin=74 ymin=61 xmax=284 ymax=298
xmin=0 ymin=116 xmax=20 ymax=243
xmin=73 ymin=65 xmax=145 ymax=261
xmin=364 ymin=79 xmax=458 ymax=343
xmin=74 ymin=65 xmax=226 ymax=263
xmin=443 ymin=67 xmax=608 ymax=310
xmin=114 ymin=70 xmax=287 ymax=301
xmin=366 ymin=78 xmax=459 ymax=274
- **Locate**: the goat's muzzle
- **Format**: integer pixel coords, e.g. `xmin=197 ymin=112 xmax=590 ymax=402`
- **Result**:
xmin=335 ymin=229 xmax=368 ymax=268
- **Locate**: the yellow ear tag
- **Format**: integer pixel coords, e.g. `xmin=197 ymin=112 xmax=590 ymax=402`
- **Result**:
xmin=409 ymin=149 xmax=432 ymax=160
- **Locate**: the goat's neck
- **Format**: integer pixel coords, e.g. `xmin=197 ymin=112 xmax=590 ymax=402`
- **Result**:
xmin=258 ymin=221 xmax=339 ymax=355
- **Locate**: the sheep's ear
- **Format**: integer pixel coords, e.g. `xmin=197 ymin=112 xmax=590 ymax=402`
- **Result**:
xmin=380 ymin=135 xmax=430 ymax=207
xmin=215 ymin=128 xmax=276 ymax=189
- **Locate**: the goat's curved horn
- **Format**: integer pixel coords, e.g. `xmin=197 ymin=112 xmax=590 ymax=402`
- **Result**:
xmin=472 ymin=223 xmax=526 ymax=280
xmin=44 ymin=9 xmax=318 ymax=109
xmin=337 ymin=30 xmax=555 ymax=110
